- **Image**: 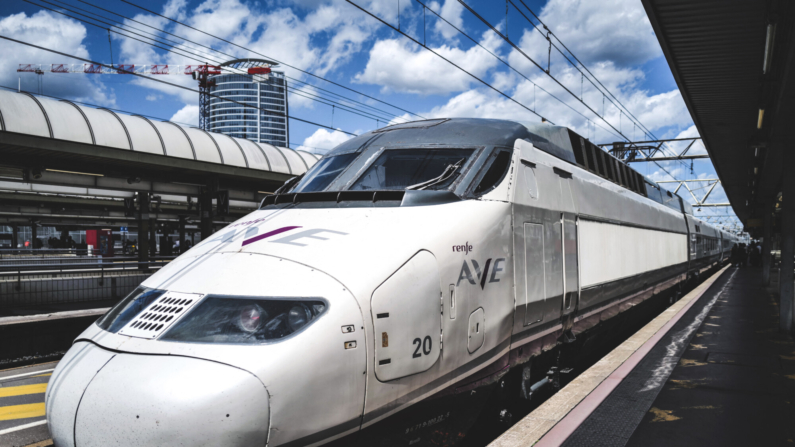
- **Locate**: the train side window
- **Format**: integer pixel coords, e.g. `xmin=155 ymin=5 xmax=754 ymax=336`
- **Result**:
xmin=601 ymin=151 xmax=614 ymax=181
xmin=636 ymin=172 xmax=647 ymax=196
xmin=573 ymin=137 xmax=586 ymax=168
xmin=622 ymin=165 xmax=632 ymax=190
xmin=611 ymin=158 xmax=620 ymax=185
xmin=594 ymin=148 xmax=604 ymax=177
xmin=619 ymin=162 xmax=628 ymax=188
xmin=612 ymin=159 xmax=622 ymax=185
xmin=473 ymin=149 xmax=512 ymax=195
xmin=579 ymin=139 xmax=592 ymax=171
xmin=630 ymin=168 xmax=639 ymax=192
xmin=585 ymin=144 xmax=598 ymax=173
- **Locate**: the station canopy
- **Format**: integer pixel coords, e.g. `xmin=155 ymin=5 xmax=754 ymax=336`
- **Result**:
xmin=642 ymin=0 xmax=795 ymax=224
xmin=0 ymin=90 xmax=319 ymax=191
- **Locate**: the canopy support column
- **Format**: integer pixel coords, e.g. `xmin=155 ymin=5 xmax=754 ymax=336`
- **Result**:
xmin=762 ymin=199 xmax=774 ymax=285
xmin=781 ymin=151 xmax=795 ymax=333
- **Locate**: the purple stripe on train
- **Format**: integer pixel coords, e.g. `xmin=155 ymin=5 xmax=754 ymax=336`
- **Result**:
xmin=242 ymin=226 xmax=302 ymax=247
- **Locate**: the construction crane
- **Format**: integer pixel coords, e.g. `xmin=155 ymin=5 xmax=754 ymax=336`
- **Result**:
xmin=17 ymin=63 xmax=271 ymax=131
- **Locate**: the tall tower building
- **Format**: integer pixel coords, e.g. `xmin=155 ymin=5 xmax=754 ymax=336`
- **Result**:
xmin=208 ymin=58 xmax=289 ymax=147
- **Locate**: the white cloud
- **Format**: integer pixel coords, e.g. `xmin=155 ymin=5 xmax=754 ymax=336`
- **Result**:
xmin=428 ymin=0 xmax=465 ymax=40
xmin=537 ymin=0 xmax=661 ymax=66
xmin=146 ymin=94 xmax=161 ymax=101
xmin=116 ymin=0 xmax=381 ymax=104
xmin=353 ymin=29 xmax=504 ymax=95
xmin=296 ymin=128 xmax=353 ymax=154
xmin=662 ymin=125 xmax=706 ymax=156
xmin=170 ymin=104 xmax=199 ymax=126
xmin=0 ymin=10 xmax=115 ymax=106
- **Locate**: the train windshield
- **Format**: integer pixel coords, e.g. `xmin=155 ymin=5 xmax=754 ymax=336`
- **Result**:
xmin=350 ymin=149 xmax=475 ymax=191
xmin=290 ymin=148 xmax=476 ymax=193
xmin=291 ymin=153 xmax=358 ymax=193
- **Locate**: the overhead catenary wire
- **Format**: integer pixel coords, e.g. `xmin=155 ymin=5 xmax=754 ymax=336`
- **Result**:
xmin=412 ymin=0 xmax=622 ymax=140
xmin=468 ymin=0 xmax=684 ymax=181
xmin=26 ymin=0 xmax=401 ymax=126
xmin=457 ymin=0 xmax=628 ymax=141
xmin=345 ymin=0 xmax=553 ymax=124
xmin=510 ymin=0 xmax=690 ymax=167
xmin=0 ymin=34 xmax=358 ymax=136
xmin=347 ymin=0 xmax=684 ymax=181
xmin=68 ymin=0 xmax=411 ymax=123
xmin=115 ymin=0 xmax=425 ymax=120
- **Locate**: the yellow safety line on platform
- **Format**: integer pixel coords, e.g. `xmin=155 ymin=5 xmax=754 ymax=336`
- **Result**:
xmin=0 ymin=403 xmax=46 ymax=421
xmin=0 ymin=383 xmax=47 ymax=398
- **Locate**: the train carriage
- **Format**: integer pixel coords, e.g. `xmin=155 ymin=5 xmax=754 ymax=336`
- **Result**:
xmin=45 ymin=118 xmax=735 ymax=447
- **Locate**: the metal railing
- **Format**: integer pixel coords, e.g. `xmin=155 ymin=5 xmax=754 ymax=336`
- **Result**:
xmin=0 ymin=256 xmax=176 ymax=269
xmin=0 ymin=248 xmax=89 ymax=258
xmin=0 ymin=260 xmax=172 ymax=309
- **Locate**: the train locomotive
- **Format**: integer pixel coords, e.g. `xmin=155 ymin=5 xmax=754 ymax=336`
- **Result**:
xmin=45 ymin=118 xmax=735 ymax=447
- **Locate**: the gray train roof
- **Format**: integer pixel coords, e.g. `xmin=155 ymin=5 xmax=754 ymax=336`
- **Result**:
xmin=0 ymin=90 xmax=318 ymax=175
xmin=327 ymin=117 xmax=697 ymax=213
xmin=327 ymin=118 xmax=577 ymax=164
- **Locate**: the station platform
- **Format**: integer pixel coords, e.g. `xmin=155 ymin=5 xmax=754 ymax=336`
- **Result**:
xmin=0 ymin=362 xmax=56 ymax=447
xmin=492 ymin=266 xmax=795 ymax=447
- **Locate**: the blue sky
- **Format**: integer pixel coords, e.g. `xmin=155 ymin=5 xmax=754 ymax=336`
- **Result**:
xmin=0 ymin=0 xmax=739 ymax=229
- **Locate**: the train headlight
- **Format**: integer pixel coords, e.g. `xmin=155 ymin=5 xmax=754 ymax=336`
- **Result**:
xmin=161 ymin=296 xmax=327 ymax=344
xmin=287 ymin=304 xmax=312 ymax=331
xmin=238 ymin=304 xmax=266 ymax=333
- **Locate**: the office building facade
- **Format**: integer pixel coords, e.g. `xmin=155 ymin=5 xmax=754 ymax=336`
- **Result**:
xmin=208 ymin=69 xmax=289 ymax=147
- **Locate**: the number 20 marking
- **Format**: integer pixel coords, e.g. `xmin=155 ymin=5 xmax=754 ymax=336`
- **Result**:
xmin=412 ymin=336 xmax=432 ymax=358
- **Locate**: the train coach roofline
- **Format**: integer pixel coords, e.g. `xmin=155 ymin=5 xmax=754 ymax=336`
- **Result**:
xmin=324 ymin=118 xmax=686 ymax=214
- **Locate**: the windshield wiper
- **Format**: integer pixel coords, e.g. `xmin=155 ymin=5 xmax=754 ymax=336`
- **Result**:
xmin=273 ymin=173 xmax=305 ymax=195
xmin=406 ymin=158 xmax=465 ymax=191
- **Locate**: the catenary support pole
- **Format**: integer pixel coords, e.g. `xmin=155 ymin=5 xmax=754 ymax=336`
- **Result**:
xmin=179 ymin=216 xmax=186 ymax=255
xmin=762 ymin=199 xmax=773 ymax=285
xmin=137 ymin=193 xmax=150 ymax=269
xmin=149 ymin=218 xmax=156 ymax=258
xmin=30 ymin=221 xmax=37 ymax=249
xmin=200 ymin=187 xmax=214 ymax=240
xmin=11 ymin=225 xmax=17 ymax=249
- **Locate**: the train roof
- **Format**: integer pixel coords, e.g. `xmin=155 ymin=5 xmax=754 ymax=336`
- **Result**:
xmin=327 ymin=118 xmax=577 ymax=164
xmin=329 ymin=118 xmax=691 ymax=214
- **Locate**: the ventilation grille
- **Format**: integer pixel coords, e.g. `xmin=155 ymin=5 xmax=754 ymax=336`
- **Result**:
xmin=118 ymin=291 xmax=203 ymax=339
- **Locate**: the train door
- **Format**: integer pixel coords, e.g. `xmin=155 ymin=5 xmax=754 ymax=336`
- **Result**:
xmin=561 ymin=213 xmax=579 ymax=316
xmin=372 ymin=250 xmax=442 ymax=382
xmin=512 ymin=140 xmax=578 ymax=330
xmin=518 ymin=170 xmax=572 ymax=326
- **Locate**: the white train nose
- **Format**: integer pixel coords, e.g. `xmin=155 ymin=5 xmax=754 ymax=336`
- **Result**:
xmin=48 ymin=343 xmax=269 ymax=447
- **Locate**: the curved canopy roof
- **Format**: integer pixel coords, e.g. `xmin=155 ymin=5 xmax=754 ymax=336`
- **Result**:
xmin=0 ymin=90 xmax=317 ymax=176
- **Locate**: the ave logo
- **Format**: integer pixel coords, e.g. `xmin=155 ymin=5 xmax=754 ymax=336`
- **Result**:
xmin=457 ymin=258 xmax=506 ymax=289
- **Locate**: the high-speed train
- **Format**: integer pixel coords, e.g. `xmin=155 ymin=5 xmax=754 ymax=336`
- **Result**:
xmin=46 ymin=118 xmax=736 ymax=447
